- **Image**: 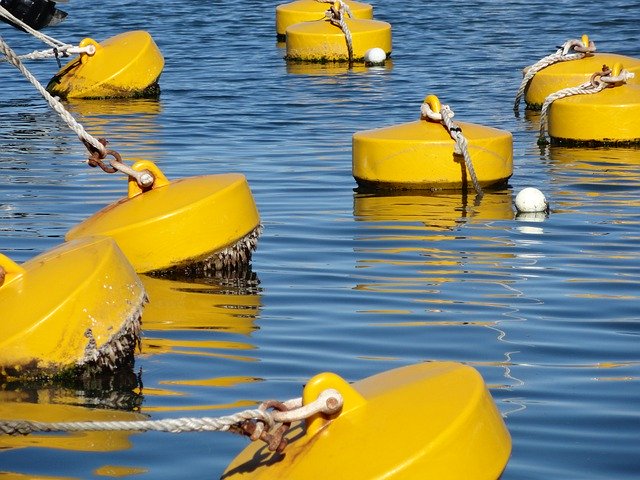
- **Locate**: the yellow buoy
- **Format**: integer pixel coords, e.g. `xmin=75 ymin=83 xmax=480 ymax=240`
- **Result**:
xmin=286 ymin=16 xmax=391 ymax=62
xmin=547 ymin=82 xmax=640 ymax=145
xmin=223 ymin=361 xmax=511 ymax=479
xmin=525 ymin=52 xmax=640 ymax=109
xmin=0 ymin=236 xmax=145 ymax=381
xmin=46 ymin=30 xmax=164 ymax=99
xmin=353 ymin=95 xmax=513 ymax=190
xmin=276 ymin=0 xmax=373 ymax=39
xmin=66 ymin=161 xmax=261 ymax=275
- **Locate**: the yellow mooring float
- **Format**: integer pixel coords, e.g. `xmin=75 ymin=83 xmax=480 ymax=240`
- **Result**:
xmin=46 ymin=30 xmax=164 ymax=99
xmin=0 ymin=236 xmax=145 ymax=381
xmin=223 ymin=361 xmax=511 ymax=479
xmin=285 ymin=1 xmax=391 ymax=63
xmin=540 ymin=63 xmax=640 ymax=145
xmin=276 ymin=0 xmax=373 ymax=39
xmin=352 ymin=95 xmax=513 ymax=191
xmin=517 ymin=35 xmax=640 ymax=110
xmin=66 ymin=160 xmax=262 ymax=276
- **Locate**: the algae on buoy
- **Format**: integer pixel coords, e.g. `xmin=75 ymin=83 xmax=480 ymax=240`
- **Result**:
xmin=0 ymin=236 xmax=145 ymax=381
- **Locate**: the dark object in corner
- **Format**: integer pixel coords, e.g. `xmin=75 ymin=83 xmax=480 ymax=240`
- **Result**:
xmin=0 ymin=0 xmax=67 ymax=30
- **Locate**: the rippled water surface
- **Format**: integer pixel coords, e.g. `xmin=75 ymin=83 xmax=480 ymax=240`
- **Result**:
xmin=1 ymin=1 xmax=639 ymax=478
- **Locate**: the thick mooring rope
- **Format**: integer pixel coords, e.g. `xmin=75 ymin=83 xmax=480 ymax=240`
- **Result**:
xmin=0 ymin=36 xmax=153 ymax=187
xmin=0 ymin=389 xmax=343 ymax=452
xmin=322 ymin=0 xmax=354 ymax=63
xmin=538 ymin=65 xmax=635 ymax=144
xmin=514 ymin=36 xmax=596 ymax=114
xmin=0 ymin=36 xmax=106 ymax=155
xmin=421 ymin=101 xmax=483 ymax=197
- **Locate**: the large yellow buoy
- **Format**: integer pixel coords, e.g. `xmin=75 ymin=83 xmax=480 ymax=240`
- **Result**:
xmin=223 ymin=361 xmax=511 ymax=479
xmin=523 ymin=41 xmax=640 ymax=109
xmin=353 ymin=95 xmax=513 ymax=190
xmin=46 ymin=30 xmax=164 ymax=99
xmin=276 ymin=0 xmax=373 ymax=39
xmin=66 ymin=161 xmax=261 ymax=275
xmin=542 ymin=63 xmax=640 ymax=145
xmin=0 ymin=236 xmax=145 ymax=381
xmin=285 ymin=8 xmax=391 ymax=63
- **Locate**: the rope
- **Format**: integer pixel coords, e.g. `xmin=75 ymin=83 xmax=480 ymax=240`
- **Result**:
xmin=514 ymin=37 xmax=596 ymax=114
xmin=538 ymin=66 xmax=635 ymax=144
xmin=0 ymin=44 xmax=96 ymax=62
xmin=421 ymin=101 xmax=483 ymax=197
xmin=0 ymin=389 xmax=343 ymax=452
xmin=323 ymin=1 xmax=354 ymax=64
xmin=0 ymin=36 xmax=154 ymax=187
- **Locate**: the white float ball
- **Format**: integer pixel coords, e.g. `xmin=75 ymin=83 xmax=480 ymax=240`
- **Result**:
xmin=364 ymin=47 xmax=386 ymax=65
xmin=515 ymin=187 xmax=548 ymax=213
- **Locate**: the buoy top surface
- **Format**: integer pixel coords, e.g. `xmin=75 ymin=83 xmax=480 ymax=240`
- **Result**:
xmin=556 ymin=82 xmax=640 ymax=106
xmin=286 ymin=16 xmax=390 ymax=36
xmin=536 ymin=52 xmax=640 ymax=78
xmin=67 ymin=173 xmax=248 ymax=238
xmin=0 ymin=236 xmax=141 ymax=344
xmin=277 ymin=0 xmax=372 ymax=14
xmin=223 ymin=361 xmax=511 ymax=479
xmin=354 ymin=118 xmax=512 ymax=143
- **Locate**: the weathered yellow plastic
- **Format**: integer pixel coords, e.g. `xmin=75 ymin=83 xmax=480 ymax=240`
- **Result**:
xmin=548 ymin=81 xmax=640 ymax=144
xmin=353 ymin=108 xmax=513 ymax=190
xmin=286 ymin=17 xmax=391 ymax=62
xmin=223 ymin=361 xmax=511 ymax=479
xmin=0 ymin=394 xmax=144 ymax=452
xmin=0 ymin=237 xmax=145 ymax=377
xmin=46 ymin=30 xmax=164 ymax=99
xmin=66 ymin=162 xmax=260 ymax=273
xmin=276 ymin=0 xmax=373 ymax=37
xmin=525 ymin=52 xmax=640 ymax=108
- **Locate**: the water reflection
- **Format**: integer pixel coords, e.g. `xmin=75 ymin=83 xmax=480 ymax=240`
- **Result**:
xmin=286 ymin=60 xmax=393 ymax=76
xmin=138 ymin=274 xmax=264 ymax=410
xmin=0 ymin=387 xmax=144 ymax=453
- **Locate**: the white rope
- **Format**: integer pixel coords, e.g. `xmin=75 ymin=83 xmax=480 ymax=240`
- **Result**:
xmin=0 ymin=44 xmax=96 ymax=62
xmin=0 ymin=389 xmax=343 ymax=436
xmin=0 ymin=5 xmax=66 ymax=48
xmin=0 ymin=35 xmax=107 ymax=156
xmin=514 ymin=37 xmax=596 ymax=113
xmin=324 ymin=0 xmax=354 ymax=63
xmin=538 ymin=67 xmax=635 ymax=144
xmin=421 ymin=102 xmax=483 ymax=197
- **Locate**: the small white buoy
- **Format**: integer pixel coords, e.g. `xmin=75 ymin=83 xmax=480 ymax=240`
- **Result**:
xmin=515 ymin=187 xmax=548 ymax=213
xmin=364 ymin=47 xmax=386 ymax=65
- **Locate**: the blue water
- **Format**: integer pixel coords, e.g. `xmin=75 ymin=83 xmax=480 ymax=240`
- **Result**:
xmin=1 ymin=1 xmax=639 ymax=478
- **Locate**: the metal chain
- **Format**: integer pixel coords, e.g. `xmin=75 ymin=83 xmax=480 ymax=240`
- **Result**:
xmin=538 ymin=65 xmax=635 ymax=144
xmin=0 ymin=36 xmax=154 ymax=188
xmin=324 ymin=1 xmax=354 ymax=64
xmin=0 ymin=265 xmax=5 ymax=287
xmin=514 ymin=37 xmax=596 ymax=114
xmin=0 ymin=389 xmax=343 ymax=453
xmin=421 ymin=102 xmax=483 ymax=197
